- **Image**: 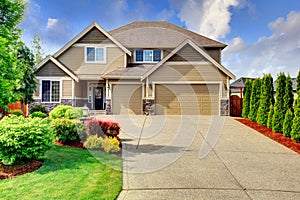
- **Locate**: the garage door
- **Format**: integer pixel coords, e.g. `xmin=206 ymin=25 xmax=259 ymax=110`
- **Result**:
xmin=155 ymin=84 xmax=219 ymax=115
xmin=112 ymin=84 xmax=142 ymax=114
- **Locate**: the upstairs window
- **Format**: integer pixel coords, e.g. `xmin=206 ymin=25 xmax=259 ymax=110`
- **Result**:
xmin=86 ymin=47 xmax=106 ymax=63
xmin=134 ymin=50 xmax=162 ymax=63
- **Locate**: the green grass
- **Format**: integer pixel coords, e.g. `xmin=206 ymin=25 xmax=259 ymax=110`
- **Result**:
xmin=0 ymin=146 xmax=122 ymax=200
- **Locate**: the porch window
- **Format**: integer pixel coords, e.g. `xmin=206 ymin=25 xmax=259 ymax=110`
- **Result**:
xmin=86 ymin=47 xmax=106 ymax=63
xmin=134 ymin=50 xmax=162 ymax=63
xmin=41 ymin=80 xmax=60 ymax=102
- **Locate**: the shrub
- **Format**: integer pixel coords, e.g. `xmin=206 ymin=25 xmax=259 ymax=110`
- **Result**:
xmin=267 ymin=104 xmax=274 ymax=128
xmin=84 ymin=119 xmax=120 ymax=139
xmin=242 ymin=79 xmax=253 ymax=118
xmin=272 ymin=72 xmax=287 ymax=133
xmin=30 ymin=111 xmax=47 ymax=118
xmin=65 ymin=107 xmax=84 ymax=119
xmin=257 ymin=74 xmax=274 ymax=126
xmin=84 ymin=135 xmax=103 ymax=149
xmin=29 ymin=103 xmax=47 ymax=114
xmin=49 ymin=105 xmax=83 ymax=119
xmin=49 ymin=105 xmax=73 ymax=119
xmin=0 ymin=116 xmax=54 ymax=165
xmin=283 ymin=109 xmax=294 ymax=138
xmin=102 ymin=137 xmax=121 ymax=153
xmin=11 ymin=110 xmax=23 ymax=116
xmin=248 ymin=78 xmax=261 ymax=122
xmin=50 ymin=118 xmax=85 ymax=144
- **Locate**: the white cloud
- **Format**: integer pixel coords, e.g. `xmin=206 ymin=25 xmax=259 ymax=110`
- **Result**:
xmin=170 ymin=0 xmax=239 ymax=39
xmin=223 ymin=11 xmax=300 ymax=78
xmin=47 ymin=18 xmax=58 ymax=29
xmin=157 ymin=9 xmax=175 ymax=21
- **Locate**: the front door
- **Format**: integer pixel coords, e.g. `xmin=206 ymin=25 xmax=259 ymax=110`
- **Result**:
xmin=94 ymin=87 xmax=103 ymax=110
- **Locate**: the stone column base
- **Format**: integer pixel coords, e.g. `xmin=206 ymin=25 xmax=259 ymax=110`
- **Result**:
xmin=143 ymin=99 xmax=155 ymax=115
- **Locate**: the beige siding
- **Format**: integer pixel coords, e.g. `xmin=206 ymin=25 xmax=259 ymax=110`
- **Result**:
xmin=35 ymin=61 xmax=67 ymax=76
xmin=149 ymin=64 xmax=227 ymax=83
xmin=62 ymin=80 xmax=72 ymax=98
xmin=58 ymin=46 xmax=125 ymax=75
xmin=205 ymin=48 xmax=221 ymax=63
xmin=75 ymin=80 xmax=87 ymax=98
xmin=169 ymin=44 xmax=207 ymax=62
xmin=77 ymin=27 xmax=112 ymax=44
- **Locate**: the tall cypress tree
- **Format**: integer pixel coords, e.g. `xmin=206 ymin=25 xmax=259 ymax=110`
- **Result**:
xmin=257 ymin=74 xmax=274 ymax=126
xmin=242 ymin=79 xmax=253 ymax=118
xmin=283 ymin=75 xmax=294 ymax=112
xmin=291 ymin=70 xmax=300 ymax=142
xmin=272 ymin=73 xmax=286 ymax=133
xmin=283 ymin=109 xmax=294 ymax=137
xmin=248 ymin=78 xmax=261 ymax=122
xmin=267 ymin=104 xmax=274 ymax=128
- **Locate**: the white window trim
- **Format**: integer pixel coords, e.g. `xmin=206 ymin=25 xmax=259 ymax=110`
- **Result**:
xmin=39 ymin=79 xmax=62 ymax=103
xmin=85 ymin=46 xmax=106 ymax=64
xmin=134 ymin=50 xmax=163 ymax=63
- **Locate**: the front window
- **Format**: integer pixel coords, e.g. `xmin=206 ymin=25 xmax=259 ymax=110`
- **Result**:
xmin=42 ymin=80 xmax=60 ymax=102
xmin=134 ymin=50 xmax=162 ymax=63
xmin=86 ymin=47 xmax=105 ymax=63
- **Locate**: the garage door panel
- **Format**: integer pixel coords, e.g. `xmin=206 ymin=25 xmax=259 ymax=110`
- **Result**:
xmin=112 ymin=84 xmax=142 ymax=114
xmin=156 ymin=84 xmax=219 ymax=115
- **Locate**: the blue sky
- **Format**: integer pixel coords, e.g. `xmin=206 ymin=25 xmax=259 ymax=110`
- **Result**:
xmin=21 ymin=0 xmax=300 ymax=78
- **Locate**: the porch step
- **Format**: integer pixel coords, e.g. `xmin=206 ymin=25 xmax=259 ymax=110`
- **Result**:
xmin=89 ymin=110 xmax=106 ymax=116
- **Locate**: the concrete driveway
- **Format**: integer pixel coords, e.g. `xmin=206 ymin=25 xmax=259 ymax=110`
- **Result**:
xmin=101 ymin=115 xmax=300 ymax=199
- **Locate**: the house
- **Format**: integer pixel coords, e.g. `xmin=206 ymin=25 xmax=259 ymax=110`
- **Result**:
xmin=32 ymin=21 xmax=236 ymax=116
xmin=230 ymin=77 xmax=255 ymax=98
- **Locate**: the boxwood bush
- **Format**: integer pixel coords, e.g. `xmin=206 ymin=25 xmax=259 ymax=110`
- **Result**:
xmin=49 ymin=105 xmax=83 ymax=119
xmin=30 ymin=111 xmax=47 ymax=118
xmin=29 ymin=103 xmax=48 ymax=114
xmin=50 ymin=118 xmax=85 ymax=144
xmin=0 ymin=116 xmax=54 ymax=165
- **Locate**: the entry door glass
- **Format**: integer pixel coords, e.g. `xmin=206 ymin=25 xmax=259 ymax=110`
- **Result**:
xmin=94 ymin=87 xmax=103 ymax=110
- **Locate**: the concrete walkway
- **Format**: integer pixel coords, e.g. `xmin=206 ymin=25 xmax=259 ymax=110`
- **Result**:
xmin=101 ymin=115 xmax=300 ymax=199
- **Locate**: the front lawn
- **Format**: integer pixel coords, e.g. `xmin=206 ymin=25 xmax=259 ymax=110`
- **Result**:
xmin=0 ymin=145 xmax=122 ymax=200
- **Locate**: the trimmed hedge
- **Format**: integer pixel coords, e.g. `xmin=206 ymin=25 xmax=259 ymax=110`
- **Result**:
xmin=49 ymin=105 xmax=83 ymax=119
xmin=0 ymin=116 xmax=54 ymax=165
xmin=30 ymin=111 xmax=47 ymax=118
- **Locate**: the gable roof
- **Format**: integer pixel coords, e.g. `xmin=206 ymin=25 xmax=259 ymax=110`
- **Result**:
xmin=109 ymin=21 xmax=227 ymax=49
xmin=230 ymin=77 xmax=255 ymax=88
xmin=53 ymin=22 xmax=131 ymax=58
xmin=141 ymin=39 xmax=236 ymax=81
xmin=35 ymin=56 xmax=79 ymax=82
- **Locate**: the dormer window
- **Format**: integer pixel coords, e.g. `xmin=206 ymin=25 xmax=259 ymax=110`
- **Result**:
xmin=85 ymin=47 xmax=106 ymax=63
xmin=134 ymin=50 xmax=162 ymax=63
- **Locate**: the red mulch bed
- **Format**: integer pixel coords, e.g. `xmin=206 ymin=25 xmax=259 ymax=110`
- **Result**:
xmin=236 ymin=118 xmax=300 ymax=154
xmin=55 ymin=141 xmax=84 ymax=149
xmin=0 ymin=160 xmax=43 ymax=180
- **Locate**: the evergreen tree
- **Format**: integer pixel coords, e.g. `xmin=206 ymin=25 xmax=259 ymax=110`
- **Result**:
xmin=267 ymin=104 xmax=274 ymax=128
xmin=242 ymin=79 xmax=253 ymax=118
xmin=283 ymin=75 xmax=294 ymax=112
xmin=248 ymin=78 xmax=261 ymax=122
xmin=272 ymin=73 xmax=287 ymax=133
xmin=291 ymin=70 xmax=300 ymax=142
xmin=283 ymin=109 xmax=294 ymax=137
xmin=257 ymin=74 xmax=274 ymax=126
